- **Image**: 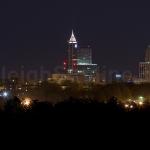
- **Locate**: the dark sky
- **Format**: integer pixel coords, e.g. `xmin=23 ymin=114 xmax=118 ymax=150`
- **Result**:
xmin=0 ymin=0 xmax=150 ymax=74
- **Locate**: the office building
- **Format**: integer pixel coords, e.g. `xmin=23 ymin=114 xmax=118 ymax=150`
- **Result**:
xmin=63 ymin=30 xmax=99 ymax=83
xmin=67 ymin=30 xmax=78 ymax=74
xmin=139 ymin=45 xmax=150 ymax=82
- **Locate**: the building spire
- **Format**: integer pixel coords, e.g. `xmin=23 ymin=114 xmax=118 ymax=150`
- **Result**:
xmin=69 ymin=30 xmax=77 ymax=44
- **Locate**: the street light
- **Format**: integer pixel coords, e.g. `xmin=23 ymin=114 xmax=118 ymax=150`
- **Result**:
xmin=139 ymin=96 xmax=144 ymax=101
xmin=21 ymin=98 xmax=32 ymax=107
xmin=138 ymin=96 xmax=144 ymax=107
xmin=139 ymin=101 xmax=143 ymax=106
xmin=130 ymin=105 xmax=133 ymax=109
xmin=124 ymin=104 xmax=129 ymax=108
xmin=3 ymin=91 xmax=8 ymax=97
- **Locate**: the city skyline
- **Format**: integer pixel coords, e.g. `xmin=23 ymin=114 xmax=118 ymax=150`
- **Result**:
xmin=1 ymin=0 xmax=150 ymax=119
xmin=0 ymin=1 xmax=150 ymax=74
xmin=63 ymin=30 xmax=98 ymax=83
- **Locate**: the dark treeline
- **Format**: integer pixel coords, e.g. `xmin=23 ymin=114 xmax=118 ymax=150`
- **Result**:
xmin=0 ymin=82 xmax=150 ymax=120
xmin=0 ymin=96 xmax=150 ymax=115
xmin=24 ymin=81 xmax=150 ymax=103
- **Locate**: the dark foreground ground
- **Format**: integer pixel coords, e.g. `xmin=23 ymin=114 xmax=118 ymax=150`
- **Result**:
xmin=0 ymin=97 xmax=149 ymax=146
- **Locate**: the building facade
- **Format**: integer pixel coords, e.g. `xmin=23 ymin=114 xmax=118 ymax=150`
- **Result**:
xmin=77 ymin=46 xmax=92 ymax=65
xmin=67 ymin=30 xmax=78 ymax=74
xmin=61 ymin=30 xmax=99 ymax=83
xmin=139 ymin=62 xmax=150 ymax=82
xmin=145 ymin=45 xmax=150 ymax=62
xmin=139 ymin=45 xmax=150 ymax=82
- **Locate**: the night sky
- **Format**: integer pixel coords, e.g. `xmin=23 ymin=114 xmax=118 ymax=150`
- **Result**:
xmin=0 ymin=0 xmax=150 ymax=74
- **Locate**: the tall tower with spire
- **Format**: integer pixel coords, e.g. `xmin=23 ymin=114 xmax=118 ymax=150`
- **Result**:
xmin=63 ymin=30 xmax=98 ymax=83
xmin=67 ymin=30 xmax=78 ymax=74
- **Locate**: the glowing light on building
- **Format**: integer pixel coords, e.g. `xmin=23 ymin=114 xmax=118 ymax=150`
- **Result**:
xmin=75 ymin=44 xmax=78 ymax=48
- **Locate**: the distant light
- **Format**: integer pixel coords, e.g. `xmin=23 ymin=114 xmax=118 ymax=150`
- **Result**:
xmin=139 ymin=101 xmax=143 ymax=106
xmin=39 ymin=80 xmax=42 ymax=83
xmin=78 ymin=70 xmax=83 ymax=73
xmin=68 ymin=69 xmax=73 ymax=73
xmin=77 ymin=63 xmax=97 ymax=66
xmin=139 ymin=96 xmax=144 ymax=100
xmin=21 ymin=98 xmax=31 ymax=107
xmin=69 ymin=41 xmax=77 ymax=44
xmin=3 ymin=92 xmax=8 ymax=97
xmin=61 ymin=86 xmax=67 ymax=90
xmin=116 ymin=74 xmax=122 ymax=78
xmin=130 ymin=105 xmax=133 ymax=109
xmin=125 ymin=104 xmax=129 ymax=108
xmin=75 ymin=44 xmax=78 ymax=48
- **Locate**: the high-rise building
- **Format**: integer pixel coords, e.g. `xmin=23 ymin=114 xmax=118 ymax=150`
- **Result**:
xmin=51 ymin=30 xmax=100 ymax=84
xmin=67 ymin=30 xmax=78 ymax=74
xmin=139 ymin=62 xmax=150 ymax=82
xmin=77 ymin=45 xmax=98 ymax=82
xmin=139 ymin=45 xmax=150 ymax=82
xmin=77 ymin=46 xmax=92 ymax=65
xmin=62 ymin=30 xmax=99 ymax=82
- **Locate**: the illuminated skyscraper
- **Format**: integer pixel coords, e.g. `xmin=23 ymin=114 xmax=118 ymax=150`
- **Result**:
xmin=67 ymin=30 xmax=78 ymax=74
xmin=64 ymin=30 xmax=98 ymax=82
